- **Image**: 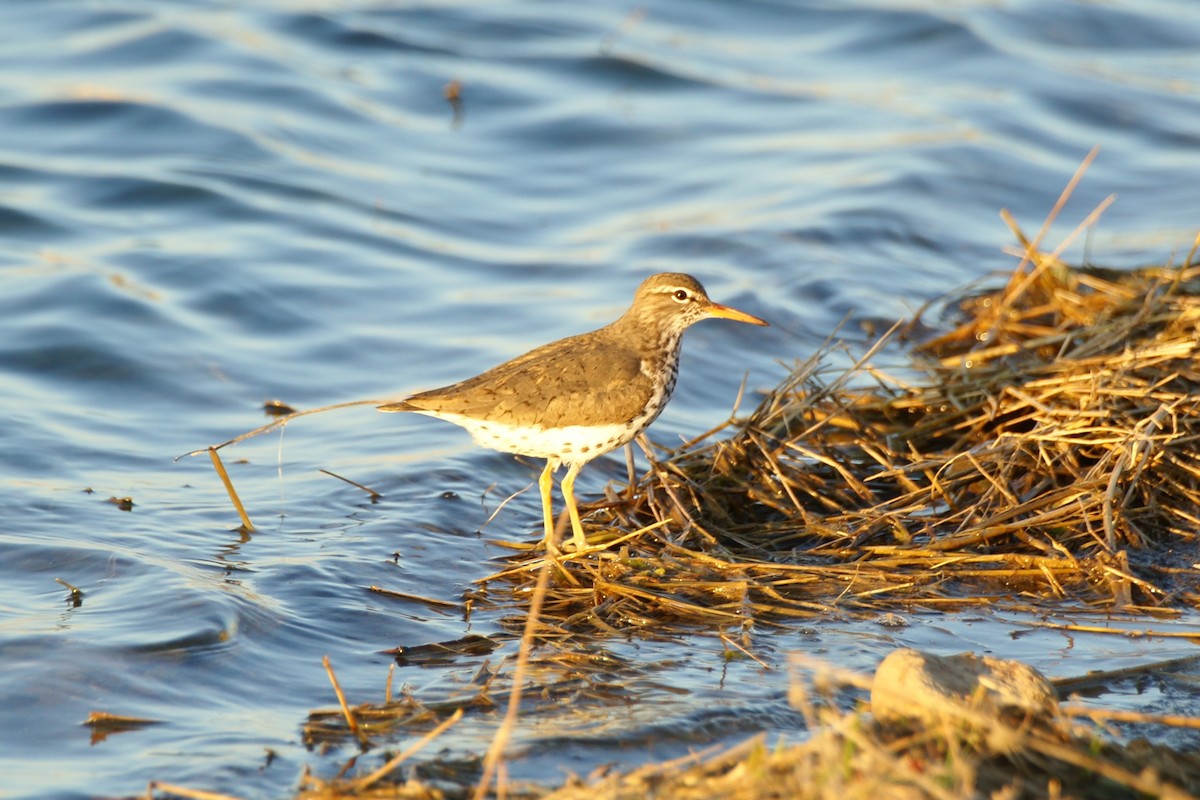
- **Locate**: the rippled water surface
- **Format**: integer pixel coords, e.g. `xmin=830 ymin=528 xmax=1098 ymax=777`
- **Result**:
xmin=3 ymin=1 xmax=1200 ymax=797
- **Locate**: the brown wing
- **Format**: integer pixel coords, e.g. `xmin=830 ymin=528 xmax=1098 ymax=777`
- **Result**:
xmin=402 ymin=329 xmax=654 ymax=427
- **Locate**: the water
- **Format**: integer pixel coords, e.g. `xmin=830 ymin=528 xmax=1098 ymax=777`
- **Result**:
xmin=2 ymin=0 xmax=1200 ymax=796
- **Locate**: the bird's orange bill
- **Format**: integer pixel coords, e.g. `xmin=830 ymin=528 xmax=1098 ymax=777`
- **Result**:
xmin=706 ymin=303 xmax=768 ymax=327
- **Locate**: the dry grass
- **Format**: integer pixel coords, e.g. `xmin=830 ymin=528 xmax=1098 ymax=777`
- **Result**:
xmin=534 ymin=704 xmax=1200 ymax=800
xmin=170 ymin=165 xmax=1200 ymax=799
xmin=277 ymin=230 xmax=1200 ymax=798
xmin=278 ymin=652 xmax=1200 ymax=800
xmin=478 ymin=242 xmax=1200 ymax=634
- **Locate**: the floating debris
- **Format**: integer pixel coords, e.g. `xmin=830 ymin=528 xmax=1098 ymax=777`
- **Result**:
xmin=54 ymin=577 xmax=83 ymax=608
xmin=263 ymin=399 xmax=297 ymax=417
xmin=381 ymin=634 xmax=500 ymax=667
xmin=83 ymin=711 xmax=162 ymax=745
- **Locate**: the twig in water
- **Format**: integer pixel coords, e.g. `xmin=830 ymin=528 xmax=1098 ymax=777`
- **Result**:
xmin=473 ymin=559 xmax=552 ymax=800
xmin=175 ymin=399 xmax=386 ymax=460
xmin=323 ymin=655 xmax=369 ymax=749
xmin=208 ymin=448 xmax=255 ymax=532
xmin=351 ymin=707 xmax=465 ymax=792
xmin=145 ymin=782 xmax=243 ymax=800
xmin=319 ymin=469 xmax=382 ymax=501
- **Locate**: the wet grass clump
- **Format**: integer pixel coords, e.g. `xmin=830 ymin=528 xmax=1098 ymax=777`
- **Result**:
xmin=288 ymin=237 xmax=1200 ymax=800
xmin=483 ymin=241 xmax=1200 ymax=634
xmin=276 ymin=651 xmax=1200 ymax=800
xmin=170 ymin=172 xmax=1200 ymax=800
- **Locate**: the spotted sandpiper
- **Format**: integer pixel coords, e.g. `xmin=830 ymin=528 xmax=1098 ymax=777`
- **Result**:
xmin=378 ymin=273 xmax=768 ymax=554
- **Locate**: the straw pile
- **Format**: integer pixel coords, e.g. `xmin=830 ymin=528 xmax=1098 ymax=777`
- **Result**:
xmin=485 ymin=250 xmax=1200 ymax=629
xmin=290 ymin=650 xmax=1200 ymax=800
xmin=277 ymin=240 xmax=1200 ymax=800
xmin=535 ymin=650 xmax=1200 ymax=800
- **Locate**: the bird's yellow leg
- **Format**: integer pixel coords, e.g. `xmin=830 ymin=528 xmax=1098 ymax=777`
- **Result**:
xmin=559 ymin=462 xmax=587 ymax=553
xmin=538 ymin=461 xmax=559 ymax=554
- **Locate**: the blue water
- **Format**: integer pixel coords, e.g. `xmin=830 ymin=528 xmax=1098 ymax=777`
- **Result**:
xmin=3 ymin=1 xmax=1200 ymax=797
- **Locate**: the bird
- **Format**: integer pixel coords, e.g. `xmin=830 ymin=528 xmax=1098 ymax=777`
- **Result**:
xmin=378 ymin=273 xmax=768 ymax=554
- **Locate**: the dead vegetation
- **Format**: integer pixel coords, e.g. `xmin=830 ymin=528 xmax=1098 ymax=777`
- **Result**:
xmin=261 ymin=649 xmax=1200 ymax=800
xmin=534 ymin=651 xmax=1200 ymax=800
xmin=479 ymin=238 xmax=1200 ymax=634
xmin=171 ymin=164 xmax=1200 ymax=800
xmin=260 ymin=227 xmax=1200 ymax=800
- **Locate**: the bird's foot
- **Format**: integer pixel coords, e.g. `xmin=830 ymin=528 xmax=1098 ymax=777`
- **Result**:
xmin=561 ymin=536 xmax=594 ymax=555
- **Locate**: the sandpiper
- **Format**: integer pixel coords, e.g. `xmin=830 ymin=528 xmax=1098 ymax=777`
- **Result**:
xmin=379 ymin=273 xmax=768 ymax=553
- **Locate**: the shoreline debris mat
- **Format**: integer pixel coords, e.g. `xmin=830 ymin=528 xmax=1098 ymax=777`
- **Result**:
xmin=482 ymin=240 xmax=1200 ymax=631
xmin=278 ymin=648 xmax=1200 ymax=800
xmin=164 ymin=166 xmax=1200 ymax=797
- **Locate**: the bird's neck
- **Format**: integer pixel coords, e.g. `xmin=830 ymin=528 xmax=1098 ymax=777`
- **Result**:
xmin=611 ymin=311 xmax=686 ymax=359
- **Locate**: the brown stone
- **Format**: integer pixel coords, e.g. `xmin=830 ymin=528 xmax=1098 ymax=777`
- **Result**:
xmin=871 ymin=648 xmax=1058 ymax=729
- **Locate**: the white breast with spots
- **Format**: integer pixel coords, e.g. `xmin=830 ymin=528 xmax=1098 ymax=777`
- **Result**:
xmin=631 ymin=349 xmax=678 ymax=436
xmin=414 ymin=411 xmax=638 ymax=466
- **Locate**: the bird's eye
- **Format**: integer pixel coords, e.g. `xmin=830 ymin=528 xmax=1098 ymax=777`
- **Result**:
xmin=672 ymin=289 xmax=689 ymax=302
